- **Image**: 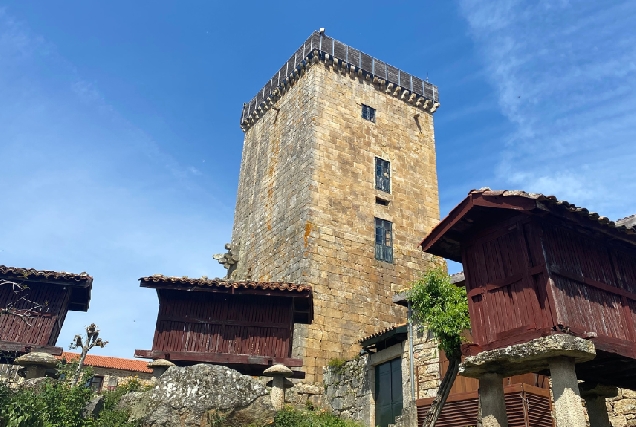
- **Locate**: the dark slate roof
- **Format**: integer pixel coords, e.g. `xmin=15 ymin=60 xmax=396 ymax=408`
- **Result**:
xmin=421 ymin=188 xmax=636 ymax=262
xmin=139 ymin=275 xmax=312 ymax=294
xmin=241 ymin=30 xmax=439 ymax=129
xmin=0 ymin=265 xmax=92 ymax=311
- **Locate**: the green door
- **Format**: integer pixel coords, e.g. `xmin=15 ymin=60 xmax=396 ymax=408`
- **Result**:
xmin=375 ymin=358 xmax=403 ymax=427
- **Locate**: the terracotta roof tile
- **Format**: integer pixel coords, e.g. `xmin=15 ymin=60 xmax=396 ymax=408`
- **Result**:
xmin=359 ymin=323 xmax=407 ymax=344
xmin=0 ymin=265 xmax=92 ymax=284
xmin=139 ymin=275 xmax=312 ymax=293
xmin=57 ymin=352 xmax=151 ymax=373
xmin=469 ymin=188 xmax=636 ymax=234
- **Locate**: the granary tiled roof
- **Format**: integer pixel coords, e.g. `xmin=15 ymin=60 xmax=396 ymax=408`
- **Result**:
xmin=58 ymin=352 xmax=151 ymax=373
xmin=0 ymin=265 xmax=93 ymax=284
xmin=241 ymin=30 xmax=440 ymax=131
xmin=0 ymin=265 xmax=92 ymax=311
xmin=421 ymin=188 xmax=636 ymax=262
xmin=139 ymin=275 xmax=312 ymax=293
xmin=467 ymin=189 xmax=636 ymax=233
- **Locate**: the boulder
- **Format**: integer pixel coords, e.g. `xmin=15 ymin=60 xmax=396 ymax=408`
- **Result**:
xmin=119 ymin=363 xmax=276 ymax=427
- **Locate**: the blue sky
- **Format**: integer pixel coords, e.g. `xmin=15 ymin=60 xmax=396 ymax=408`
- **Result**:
xmin=1 ymin=1 xmax=635 ymax=358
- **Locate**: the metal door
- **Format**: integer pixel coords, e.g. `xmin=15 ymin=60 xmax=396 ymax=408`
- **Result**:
xmin=375 ymin=358 xmax=403 ymax=427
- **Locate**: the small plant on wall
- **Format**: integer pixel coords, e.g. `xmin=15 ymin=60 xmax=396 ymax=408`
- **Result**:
xmin=408 ymin=268 xmax=470 ymax=427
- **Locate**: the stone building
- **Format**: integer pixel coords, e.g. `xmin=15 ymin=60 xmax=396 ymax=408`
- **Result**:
xmin=220 ymin=30 xmax=441 ymax=383
xmin=59 ymin=352 xmax=153 ymax=391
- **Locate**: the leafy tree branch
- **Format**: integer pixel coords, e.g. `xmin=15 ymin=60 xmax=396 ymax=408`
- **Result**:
xmin=408 ymin=268 xmax=470 ymax=427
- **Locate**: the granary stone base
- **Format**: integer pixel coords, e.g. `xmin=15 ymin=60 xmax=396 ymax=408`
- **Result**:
xmin=460 ymin=334 xmax=596 ymax=378
xmin=461 ymin=335 xmax=596 ymax=427
xmin=479 ymin=372 xmax=508 ymax=427
xmin=550 ymin=357 xmax=587 ymax=427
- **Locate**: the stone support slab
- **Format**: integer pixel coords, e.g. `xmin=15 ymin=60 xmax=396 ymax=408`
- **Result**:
xmin=479 ymin=372 xmax=508 ymax=427
xmin=460 ymin=334 xmax=596 ymax=378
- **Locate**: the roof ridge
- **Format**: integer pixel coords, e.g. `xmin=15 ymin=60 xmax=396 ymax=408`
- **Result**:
xmin=0 ymin=265 xmax=93 ymax=281
xmin=139 ymin=275 xmax=312 ymax=292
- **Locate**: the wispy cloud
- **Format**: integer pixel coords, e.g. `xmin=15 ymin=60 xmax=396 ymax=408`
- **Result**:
xmin=459 ymin=0 xmax=636 ymax=219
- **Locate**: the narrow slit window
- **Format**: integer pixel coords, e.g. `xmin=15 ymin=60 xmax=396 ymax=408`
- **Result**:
xmin=362 ymin=104 xmax=376 ymax=122
xmin=375 ymin=157 xmax=391 ymax=193
xmin=375 ymin=218 xmax=393 ymax=263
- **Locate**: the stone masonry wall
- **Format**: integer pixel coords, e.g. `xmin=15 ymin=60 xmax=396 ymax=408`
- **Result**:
xmin=324 ymin=355 xmax=371 ymax=424
xmin=606 ymin=389 xmax=636 ymax=427
xmin=231 ymin=58 xmax=440 ymax=382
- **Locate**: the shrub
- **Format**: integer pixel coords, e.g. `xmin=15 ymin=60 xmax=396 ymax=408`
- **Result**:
xmin=326 ymin=358 xmax=347 ymax=374
xmin=0 ymin=362 xmax=145 ymax=427
xmin=272 ymin=407 xmax=363 ymax=427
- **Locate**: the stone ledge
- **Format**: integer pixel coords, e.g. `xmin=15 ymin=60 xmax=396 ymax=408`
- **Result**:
xmin=460 ymin=334 xmax=596 ymax=378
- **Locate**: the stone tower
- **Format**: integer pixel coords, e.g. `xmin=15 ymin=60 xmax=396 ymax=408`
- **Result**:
xmin=227 ymin=30 xmax=440 ymax=382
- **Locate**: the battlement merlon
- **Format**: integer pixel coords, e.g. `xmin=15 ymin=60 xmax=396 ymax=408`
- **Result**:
xmin=240 ymin=30 xmax=440 ymax=131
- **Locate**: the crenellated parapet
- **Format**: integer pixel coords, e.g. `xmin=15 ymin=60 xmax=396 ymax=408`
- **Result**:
xmin=240 ymin=30 xmax=440 ymax=131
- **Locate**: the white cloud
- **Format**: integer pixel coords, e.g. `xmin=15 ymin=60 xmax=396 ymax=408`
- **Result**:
xmin=459 ymin=0 xmax=636 ymax=219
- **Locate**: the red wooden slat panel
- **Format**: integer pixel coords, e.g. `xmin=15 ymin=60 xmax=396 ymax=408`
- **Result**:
xmin=416 ymin=385 xmax=553 ymax=427
xmin=150 ymin=290 xmax=295 ymax=360
xmin=0 ymin=283 xmax=70 ymax=347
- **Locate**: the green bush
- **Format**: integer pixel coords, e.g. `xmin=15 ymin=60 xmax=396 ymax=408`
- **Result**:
xmin=0 ymin=363 xmax=144 ymax=427
xmin=326 ymin=358 xmax=347 ymax=375
xmin=407 ymin=267 xmax=470 ymax=358
xmin=272 ymin=407 xmax=363 ymax=427
xmin=0 ymin=362 xmax=93 ymax=427
xmin=93 ymin=378 xmax=146 ymax=427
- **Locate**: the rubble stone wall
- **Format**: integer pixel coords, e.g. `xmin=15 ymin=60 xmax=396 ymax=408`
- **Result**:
xmin=606 ymin=388 xmax=636 ymax=427
xmin=324 ymin=355 xmax=371 ymax=424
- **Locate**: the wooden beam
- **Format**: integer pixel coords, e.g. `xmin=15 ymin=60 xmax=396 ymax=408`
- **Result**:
xmin=134 ymin=350 xmax=303 ymax=367
xmin=156 ymin=315 xmax=292 ymax=329
xmin=550 ymin=268 xmax=636 ymax=302
xmin=140 ymin=283 xmax=311 ymax=298
xmin=0 ymin=341 xmax=63 ymax=356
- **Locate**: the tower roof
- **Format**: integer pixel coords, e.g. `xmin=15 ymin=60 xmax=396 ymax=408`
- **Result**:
xmin=241 ymin=30 xmax=439 ymax=130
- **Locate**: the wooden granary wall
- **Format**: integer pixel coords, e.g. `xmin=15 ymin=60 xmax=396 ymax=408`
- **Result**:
xmin=135 ymin=276 xmax=313 ymax=373
xmin=0 ymin=282 xmax=71 ymax=347
xmin=421 ymin=189 xmax=636 ymax=389
xmin=152 ymin=290 xmax=294 ymax=359
xmin=0 ymin=265 xmax=92 ymax=356
xmin=462 ymin=214 xmax=636 ymax=356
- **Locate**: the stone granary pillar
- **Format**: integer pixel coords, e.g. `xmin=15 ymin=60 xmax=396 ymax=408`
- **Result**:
xmin=579 ymin=382 xmax=618 ymax=427
xmin=14 ymin=352 xmax=58 ymax=379
xmin=479 ymin=372 xmax=508 ymax=427
xmin=147 ymin=359 xmax=175 ymax=378
xmin=459 ymin=335 xmax=597 ymax=427
xmin=549 ymin=356 xmax=587 ymax=427
xmin=263 ymin=364 xmax=293 ymax=410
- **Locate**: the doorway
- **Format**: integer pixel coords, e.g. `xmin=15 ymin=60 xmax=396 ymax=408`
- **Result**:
xmin=375 ymin=358 xmax=403 ymax=427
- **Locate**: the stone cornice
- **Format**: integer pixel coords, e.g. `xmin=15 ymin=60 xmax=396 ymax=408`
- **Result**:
xmin=240 ymin=31 xmax=440 ymax=132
